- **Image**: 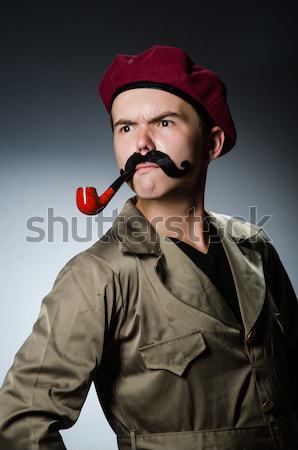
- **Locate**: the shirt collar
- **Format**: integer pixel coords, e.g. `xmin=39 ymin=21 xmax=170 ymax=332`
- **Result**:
xmin=206 ymin=210 xmax=263 ymax=244
xmin=112 ymin=196 xmax=162 ymax=255
xmin=112 ymin=196 xmax=263 ymax=255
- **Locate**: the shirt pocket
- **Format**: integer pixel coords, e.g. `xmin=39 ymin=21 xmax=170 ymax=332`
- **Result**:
xmin=138 ymin=329 xmax=207 ymax=376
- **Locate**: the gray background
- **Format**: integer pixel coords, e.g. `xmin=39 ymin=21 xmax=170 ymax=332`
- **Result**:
xmin=1 ymin=1 xmax=297 ymax=449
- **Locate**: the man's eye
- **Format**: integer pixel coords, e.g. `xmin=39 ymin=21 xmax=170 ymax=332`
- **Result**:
xmin=120 ymin=125 xmax=130 ymax=133
xmin=159 ymin=119 xmax=173 ymax=127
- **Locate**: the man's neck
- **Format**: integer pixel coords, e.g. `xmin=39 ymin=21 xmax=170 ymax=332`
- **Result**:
xmin=135 ymin=195 xmax=210 ymax=254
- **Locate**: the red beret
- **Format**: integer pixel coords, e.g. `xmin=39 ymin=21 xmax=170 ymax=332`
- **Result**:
xmin=99 ymin=45 xmax=236 ymax=155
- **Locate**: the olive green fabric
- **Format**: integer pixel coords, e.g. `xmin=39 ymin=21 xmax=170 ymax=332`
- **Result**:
xmin=0 ymin=195 xmax=297 ymax=450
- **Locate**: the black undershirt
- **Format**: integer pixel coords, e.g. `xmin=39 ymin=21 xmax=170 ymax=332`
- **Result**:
xmin=169 ymin=221 xmax=243 ymax=325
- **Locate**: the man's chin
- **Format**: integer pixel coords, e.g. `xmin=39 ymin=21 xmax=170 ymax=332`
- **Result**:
xmin=132 ymin=188 xmax=177 ymax=202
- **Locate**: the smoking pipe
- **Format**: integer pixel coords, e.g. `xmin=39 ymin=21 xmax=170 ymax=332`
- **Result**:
xmin=76 ymin=168 xmax=135 ymax=215
xmin=76 ymin=150 xmax=190 ymax=215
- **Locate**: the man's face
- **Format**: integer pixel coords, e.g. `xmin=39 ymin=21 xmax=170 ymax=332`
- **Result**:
xmin=111 ymin=88 xmax=209 ymax=201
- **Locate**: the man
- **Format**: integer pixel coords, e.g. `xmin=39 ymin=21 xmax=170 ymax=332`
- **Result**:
xmin=0 ymin=45 xmax=297 ymax=450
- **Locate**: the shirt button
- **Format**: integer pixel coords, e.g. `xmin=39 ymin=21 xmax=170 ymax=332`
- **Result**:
xmin=261 ymin=400 xmax=274 ymax=413
xmin=246 ymin=329 xmax=256 ymax=345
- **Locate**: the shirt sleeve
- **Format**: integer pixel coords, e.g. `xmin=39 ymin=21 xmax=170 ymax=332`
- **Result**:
xmin=260 ymin=230 xmax=298 ymax=415
xmin=0 ymin=252 xmax=124 ymax=450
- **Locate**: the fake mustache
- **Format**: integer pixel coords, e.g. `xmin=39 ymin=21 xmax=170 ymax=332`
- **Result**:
xmin=120 ymin=150 xmax=190 ymax=178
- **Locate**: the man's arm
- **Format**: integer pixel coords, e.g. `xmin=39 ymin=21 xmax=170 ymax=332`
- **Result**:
xmin=0 ymin=252 xmax=123 ymax=450
xmin=260 ymin=231 xmax=298 ymax=415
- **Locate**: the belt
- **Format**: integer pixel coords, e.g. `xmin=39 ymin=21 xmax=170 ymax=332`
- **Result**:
xmin=117 ymin=414 xmax=298 ymax=450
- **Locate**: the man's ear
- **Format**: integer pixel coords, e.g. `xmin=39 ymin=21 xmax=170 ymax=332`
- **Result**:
xmin=207 ymin=126 xmax=225 ymax=161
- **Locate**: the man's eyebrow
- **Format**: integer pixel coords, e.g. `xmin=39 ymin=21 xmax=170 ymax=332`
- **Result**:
xmin=113 ymin=111 xmax=184 ymax=128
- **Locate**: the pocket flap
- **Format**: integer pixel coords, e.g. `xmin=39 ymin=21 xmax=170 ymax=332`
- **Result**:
xmin=139 ymin=329 xmax=206 ymax=376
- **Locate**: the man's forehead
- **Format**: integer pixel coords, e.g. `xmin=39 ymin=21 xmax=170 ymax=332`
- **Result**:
xmin=111 ymin=88 xmax=193 ymax=122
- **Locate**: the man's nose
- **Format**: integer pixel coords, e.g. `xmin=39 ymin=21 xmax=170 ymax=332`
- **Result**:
xmin=135 ymin=125 xmax=155 ymax=155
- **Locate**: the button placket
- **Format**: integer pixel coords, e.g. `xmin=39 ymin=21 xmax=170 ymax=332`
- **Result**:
xmin=261 ymin=399 xmax=275 ymax=414
xmin=246 ymin=328 xmax=257 ymax=345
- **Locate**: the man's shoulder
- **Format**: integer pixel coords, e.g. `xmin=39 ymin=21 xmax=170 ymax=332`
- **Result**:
xmin=74 ymin=226 xmax=135 ymax=277
xmin=86 ymin=227 xmax=122 ymax=257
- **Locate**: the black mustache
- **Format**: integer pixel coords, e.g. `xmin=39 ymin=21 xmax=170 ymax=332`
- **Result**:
xmin=120 ymin=150 xmax=190 ymax=178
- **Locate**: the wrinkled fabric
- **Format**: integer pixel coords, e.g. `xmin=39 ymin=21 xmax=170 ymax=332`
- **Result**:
xmin=0 ymin=195 xmax=297 ymax=450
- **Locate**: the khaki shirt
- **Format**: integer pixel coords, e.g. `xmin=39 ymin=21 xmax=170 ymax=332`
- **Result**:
xmin=0 ymin=196 xmax=297 ymax=450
